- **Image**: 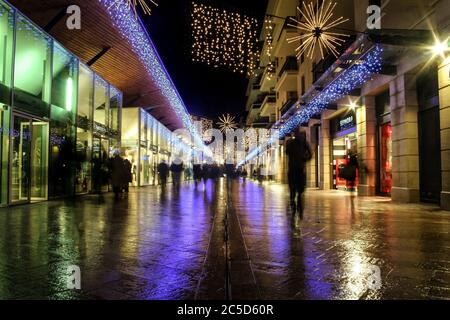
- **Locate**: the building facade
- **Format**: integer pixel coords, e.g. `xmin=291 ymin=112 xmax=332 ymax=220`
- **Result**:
xmin=0 ymin=0 xmax=204 ymax=206
xmin=0 ymin=0 xmax=123 ymax=205
xmin=122 ymin=107 xmax=196 ymax=187
xmin=245 ymin=0 xmax=450 ymax=210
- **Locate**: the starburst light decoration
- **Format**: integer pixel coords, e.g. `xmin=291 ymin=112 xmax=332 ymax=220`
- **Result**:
xmin=111 ymin=0 xmax=158 ymax=16
xmin=287 ymin=1 xmax=350 ymax=60
xmin=191 ymin=2 xmax=260 ymax=76
xmin=217 ymin=114 xmax=238 ymax=132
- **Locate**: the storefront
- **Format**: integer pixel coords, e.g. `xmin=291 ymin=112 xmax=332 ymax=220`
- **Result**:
xmin=122 ymin=107 xmax=194 ymax=187
xmin=0 ymin=0 xmax=122 ymax=205
xmin=330 ymin=110 xmax=358 ymax=190
xmin=375 ymin=90 xmax=393 ymax=196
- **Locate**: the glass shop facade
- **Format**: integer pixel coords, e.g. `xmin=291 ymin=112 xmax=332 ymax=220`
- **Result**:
xmin=122 ymin=107 xmax=194 ymax=187
xmin=0 ymin=0 xmax=122 ymax=205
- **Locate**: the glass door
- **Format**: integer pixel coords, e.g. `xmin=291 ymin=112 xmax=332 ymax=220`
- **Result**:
xmin=30 ymin=120 xmax=48 ymax=201
xmin=10 ymin=115 xmax=31 ymax=203
xmin=10 ymin=115 xmax=48 ymax=203
xmin=92 ymin=136 xmax=109 ymax=193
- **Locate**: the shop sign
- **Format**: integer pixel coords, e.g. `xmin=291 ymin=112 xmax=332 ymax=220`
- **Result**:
xmin=338 ymin=112 xmax=356 ymax=132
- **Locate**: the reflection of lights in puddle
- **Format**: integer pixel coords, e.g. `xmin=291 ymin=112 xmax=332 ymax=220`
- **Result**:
xmin=339 ymin=240 xmax=380 ymax=299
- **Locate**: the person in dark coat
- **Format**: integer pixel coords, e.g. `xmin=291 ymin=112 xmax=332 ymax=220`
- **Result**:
xmin=157 ymin=160 xmax=169 ymax=186
xmin=286 ymin=128 xmax=312 ymax=216
xmin=123 ymin=157 xmax=132 ymax=195
xmin=110 ymin=150 xmax=126 ymax=200
xmin=193 ymin=164 xmax=203 ymax=188
xmin=170 ymin=160 xmax=184 ymax=190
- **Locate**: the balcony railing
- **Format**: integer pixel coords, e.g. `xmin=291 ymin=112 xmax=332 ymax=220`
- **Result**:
xmin=278 ymin=56 xmax=298 ymax=78
xmin=263 ymin=95 xmax=276 ymax=104
xmin=312 ymin=37 xmax=356 ymax=83
xmin=280 ymin=97 xmax=298 ymax=117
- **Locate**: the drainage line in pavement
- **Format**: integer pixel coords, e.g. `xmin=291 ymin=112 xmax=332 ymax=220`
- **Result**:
xmin=228 ymin=184 xmax=262 ymax=300
xmin=224 ymin=184 xmax=233 ymax=300
xmin=194 ymin=199 xmax=219 ymax=301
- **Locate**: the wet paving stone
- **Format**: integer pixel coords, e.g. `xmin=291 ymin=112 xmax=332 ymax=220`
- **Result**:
xmin=0 ymin=179 xmax=449 ymax=300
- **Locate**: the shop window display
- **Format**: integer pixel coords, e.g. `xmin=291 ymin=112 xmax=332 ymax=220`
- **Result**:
xmin=379 ymin=123 xmax=392 ymax=194
xmin=76 ymin=64 xmax=94 ymax=194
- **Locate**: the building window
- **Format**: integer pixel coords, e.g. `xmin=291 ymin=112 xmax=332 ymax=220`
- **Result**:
xmin=0 ymin=0 xmax=14 ymax=99
xmin=0 ymin=0 xmax=14 ymax=204
xmin=75 ymin=64 xmax=94 ymax=194
xmin=109 ymin=86 xmax=121 ymax=137
xmin=93 ymin=75 xmax=108 ymax=128
xmin=52 ymin=43 xmax=78 ymax=112
xmin=14 ymin=14 xmax=52 ymax=117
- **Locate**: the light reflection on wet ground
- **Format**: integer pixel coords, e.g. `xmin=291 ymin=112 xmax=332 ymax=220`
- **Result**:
xmin=0 ymin=179 xmax=449 ymax=300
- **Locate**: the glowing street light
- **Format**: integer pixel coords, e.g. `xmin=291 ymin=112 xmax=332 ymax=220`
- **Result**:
xmin=431 ymin=38 xmax=450 ymax=59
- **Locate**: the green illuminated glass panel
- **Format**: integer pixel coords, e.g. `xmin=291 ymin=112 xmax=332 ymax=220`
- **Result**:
xmin=0 ymin=102 xmax=10 ymax=204
xmin=93 ymin=75 xmax=108 ymax=129
xmin=0 ymin=0 xmax=14 ymax=105
xmin=13 ymin=14 xmax=51 ymax=116
xmin=76 ymin=64 xmax=93 ymax=194
xmin=52 ymin=43 xmax=78 ymax=113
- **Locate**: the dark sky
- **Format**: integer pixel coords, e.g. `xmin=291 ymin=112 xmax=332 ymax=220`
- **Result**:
xmin=143 ymin=0 xmax=268 ymax=120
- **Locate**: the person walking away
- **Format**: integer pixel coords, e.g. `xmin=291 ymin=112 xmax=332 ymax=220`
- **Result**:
xmin=286 ymin=128 xmax=312 ymax=217
xmin=193 ymin=163 xmax=203 ymax=188
xmin=157 ymin=160 xmax=169 ymax=187
xmin=110 ymin=150 xmax=126 ymax=200
xmin=345 ymin=150 xmax=359 ymax=213
xmin=170 ymin=160 xmax=184 ymax=190
xmin=123 ymin=157 xmax=132 ymax=196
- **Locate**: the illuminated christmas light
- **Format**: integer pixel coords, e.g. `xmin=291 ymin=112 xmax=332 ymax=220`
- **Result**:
xmin=191 ymin=2 xmax=260 ymax=76
xmin=239 ymin=45 xmax=383 ymax=166
xmin=217 ymin=114 xmax=238 ymax=132
xmin=287 ymin=1 xmax=350 ymax=60
xmin=99 ymin=0 xmax=211 ymax=157
xmin=111 ymin=0 xmax=158 ymax=16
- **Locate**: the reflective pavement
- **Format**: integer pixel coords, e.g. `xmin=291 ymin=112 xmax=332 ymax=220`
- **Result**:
xmin=0 ymin=179 xmax=449 ymax=300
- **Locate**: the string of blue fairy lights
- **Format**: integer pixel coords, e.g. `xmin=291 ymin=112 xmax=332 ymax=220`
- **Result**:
xmin=238 ymin=44 xmax=384 ymax=167
xmin=99 ymin=0 xmax=211 ymax=157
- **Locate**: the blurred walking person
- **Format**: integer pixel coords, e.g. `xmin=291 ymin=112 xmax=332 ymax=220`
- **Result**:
xmin=123 ymin=156 xmax=132 ymax=197
xmin=340 ymin=149 xmax=359 ymax=213
xmin=286 ymin=128 xmax=312 ymax=217
xmin=170 ymin=160 xmax=184 ymax=191
xmin=193 ymin=163 xmax=203 ymax=189
xmin=109 ymin=149 xmax=126 ymax=200
xmin=157 ymin=160 xmax=169 ymax=189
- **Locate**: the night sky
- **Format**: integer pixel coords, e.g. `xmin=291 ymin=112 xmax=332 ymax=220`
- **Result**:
xmin=143 ymin=0 xmax=269 ymax=120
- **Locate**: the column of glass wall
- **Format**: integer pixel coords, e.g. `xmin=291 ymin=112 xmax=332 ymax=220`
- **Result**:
xmin=121 ymin=107 xmax=196 ymax=187
xmin=0 ymin=0 xmax=13 ymax=205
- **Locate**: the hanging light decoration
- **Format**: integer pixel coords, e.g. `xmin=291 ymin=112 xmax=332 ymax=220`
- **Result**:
xmin=287 ymin=1 xmax=350 ymax=60
xmin=111 ymin=0 xmax=158 ymax=16
xmin=217 ymin=114 xmax=238 ymax=132
xmin=191 ymin=2 xmax=260 ymax=76
xmin=99 ymin=0 xmax=211 ymax=158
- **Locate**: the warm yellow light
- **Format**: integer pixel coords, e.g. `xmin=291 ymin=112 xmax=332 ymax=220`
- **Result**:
xmin=432 ymin=39 xmax=450 ymax=58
